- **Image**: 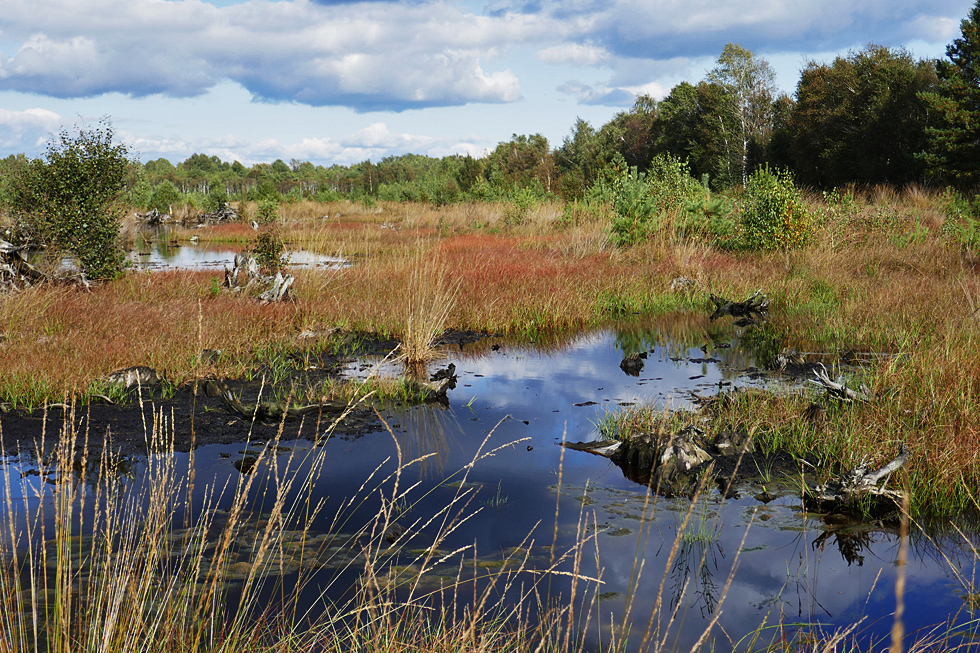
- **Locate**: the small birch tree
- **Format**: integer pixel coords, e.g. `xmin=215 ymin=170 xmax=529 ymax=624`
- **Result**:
xmin=707 ymin=43 xmax=777 ymax=186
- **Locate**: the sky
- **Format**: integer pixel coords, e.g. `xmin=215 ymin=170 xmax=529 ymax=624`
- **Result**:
xmin=0 ymin=0 xmax=974 ymax=167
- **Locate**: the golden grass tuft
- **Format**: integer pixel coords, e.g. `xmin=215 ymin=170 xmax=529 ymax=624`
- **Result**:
xmin=395 ymin=245 xmax=461 ymax=372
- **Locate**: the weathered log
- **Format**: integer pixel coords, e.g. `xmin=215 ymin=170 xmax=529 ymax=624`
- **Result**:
xmin=808 ymin=444 xmax=909 ymax=513
xmin=708 ymin=289 xmax=769 ymax=324
xmin=198 ymin=206 xmax=239 ymax=225
xmin=808 ymin=364 xmax=872 ymax=402
xmin=216 ymin=383 xmax=349 ymax=421
xmin=0 ymin=239 xmax=48 ymax=290
xmin=224 ymin=254 xmax=293 ymax=302
xmin=563 ymin=439 xmax=622 ymax=458
xmin=103 ymin=366 xmax=161 ymax=390
xmin=258 ymin=271 xmax=294 ymax=303
xmin=565 ymin=425 xmax=717 ymax=495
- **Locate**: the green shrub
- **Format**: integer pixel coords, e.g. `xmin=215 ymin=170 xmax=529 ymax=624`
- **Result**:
xmin=149 ymin=180 xmax=181 ymax=213
xmin=252 ymin=225 xmax=289 ymax=273
xmin=738 ymin=167 xmax=811 ymax=250
xmin=940 ymin=189 xmax=980 ymax=253
xmin=7 ymin=120 xmax=130 ymax=280
xmin=595 ymin=154 xmax=705 ymax=247
xmin=314 ymin=187 xmax=343 ymax=203
xmin=679 ymin=192 xmax=736 ymax=245
xmin=247 ymin=180 xmax=280 ymax=202
xmin=255 ymin=199 xmax=280 ymax=225
xmin=202 ymin=185 xmax=229 ymax=213
xmin=125 ymin=165 xmax=153 ymax=209
xmin=504 ymin=187 xmax=539 ymax=225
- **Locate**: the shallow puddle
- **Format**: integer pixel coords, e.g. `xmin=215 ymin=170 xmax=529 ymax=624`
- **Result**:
xmin=127 ymin=238 xmax=346 ymax=271
xmin=2 ymin=323 xmax=978 ymax=650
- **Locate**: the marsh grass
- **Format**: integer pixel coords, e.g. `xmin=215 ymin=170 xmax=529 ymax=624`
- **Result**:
xmin=3 ymin=187 xmax=980 ymax=510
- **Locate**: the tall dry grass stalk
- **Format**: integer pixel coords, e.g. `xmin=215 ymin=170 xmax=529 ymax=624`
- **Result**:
xmin=0 ymin=394 xmax=606 ymax=653
xmin=396 ymin=245 xmax=461 ymax=372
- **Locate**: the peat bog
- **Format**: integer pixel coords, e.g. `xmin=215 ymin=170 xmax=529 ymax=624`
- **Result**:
xmin=2 ymin=194 xmax=980 ymax=652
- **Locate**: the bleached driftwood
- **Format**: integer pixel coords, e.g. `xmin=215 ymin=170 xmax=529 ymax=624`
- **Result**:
xmin=809 ymin=364 xmax=872 ymax=402
xmin=565 ymin=425 xmax=715 ymax=495
xmin=810 ymin=444 xmax=909 ymax=509
xmin=224 ymin=254 xmax=294 ymax=303
xmin=258 ymin=272 xmax=294 ymax=303
xmin=0 ymin=239 xmax=48 ymax=291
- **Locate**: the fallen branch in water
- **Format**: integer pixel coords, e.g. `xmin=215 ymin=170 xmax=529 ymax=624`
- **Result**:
xmin=809 ymin=444 xmax=909 ymax=512
xmin=708 ymin=289 xmax=769 ymax=326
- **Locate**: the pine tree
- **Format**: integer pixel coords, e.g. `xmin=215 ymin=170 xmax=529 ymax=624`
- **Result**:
xmin=921 ymin=1 xmax=980 ymax=186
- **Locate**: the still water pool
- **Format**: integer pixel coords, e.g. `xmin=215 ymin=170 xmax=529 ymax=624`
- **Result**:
xmin=4 ymin=325 xmax=978 ymax=650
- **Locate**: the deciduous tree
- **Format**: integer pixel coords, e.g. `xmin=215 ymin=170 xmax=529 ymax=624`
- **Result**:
xmin=8 ymin=120 xmax=131 ymax=280
xmin=788 ymin=45 xmax=936 ymax=188
xmin=707 ymin=43 xmax=777 ymax=186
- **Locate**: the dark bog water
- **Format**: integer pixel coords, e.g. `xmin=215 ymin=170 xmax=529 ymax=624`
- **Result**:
xmin=4 ymin=323 xmax=979 ymax=650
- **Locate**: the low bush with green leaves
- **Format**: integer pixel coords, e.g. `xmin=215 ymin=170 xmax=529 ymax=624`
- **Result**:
xmin=504 ymin=186 xmax=539 ymax=225
xmin=738 ymin=166 xmax=812 ymax=250
xmin=593 ymin=154 xmax=706 ymax=246
xmin=940 ymin=189 xmax=980 ymax=253
xmin=255 ymin=198 xmax=281 ymax=224
xmin=6 ymin=120 xmax=131 ymax=280
xmin=201 ymin=184 xmax=230 ymax=213
xmin=149 ymin=179 xmax=181 ymax=214
xmin=252 ymin=225 xmax=289 ymax=273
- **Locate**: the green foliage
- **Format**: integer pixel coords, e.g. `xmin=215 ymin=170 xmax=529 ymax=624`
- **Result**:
xmin=248 ymin=180 xmax=280 ymax=202
xmin=486 ymin=133 xmax=555 ymax=193
xmin=0 ymin=154 xmax=29 ymax=208
xmin=656 ymin=81 xmax=740 ymax=188
xmin=125 ymin=164 xmax=153 ymax=209
xmin=149 ymin=180 xmax=181 ymax=213
xmin=504 ymin=187 xmax=539 ymax=225
xmin=255 ymin=198 xmax=280 ymax=224
xmin=788 ymin=44 xmax=936 ymax=187
xmin=707 ymin=43 xmax=778 ymax=186
xmin=738 ymin=167 xmax=811 ymax=250
xmin=679 ymin=191 xmax=736 ymax=245
xmin=941 ymin=189 xmax=980 ymax=252
xmin=7 ymin=120 xmax=130 ymax=280
xmin=314 ymin=187 xmax=342 ymax=202
xmin=920 ymin=1 xmax=980 ymax=186
xmin=202 ymin=184 xmax=229 ymax=213
xmin=252 ymin=225 xmax=289 ymax=273
xmin=596 ymin=154 xmax=705 ymax=247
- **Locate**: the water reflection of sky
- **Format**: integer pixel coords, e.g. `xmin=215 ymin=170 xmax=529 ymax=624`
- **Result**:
xmin=3 ymin=327 xmax=978 ymax=650
xmin=126 ymin=242 xmax=346 ymax=270
xmin=321 ymin=327 xmax=980 ymax=649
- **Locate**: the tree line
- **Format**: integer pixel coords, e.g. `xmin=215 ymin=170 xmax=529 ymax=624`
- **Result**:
xmin=5 ymin=1 xmax=980 ymax=214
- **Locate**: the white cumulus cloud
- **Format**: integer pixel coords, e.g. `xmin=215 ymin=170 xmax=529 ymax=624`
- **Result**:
xmin=0 ymin=107 xmax=62 ymax=149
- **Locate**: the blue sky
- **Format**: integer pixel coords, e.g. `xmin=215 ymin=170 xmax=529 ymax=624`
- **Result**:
xmin=0 ymin=0 xmax=972 ymax=166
